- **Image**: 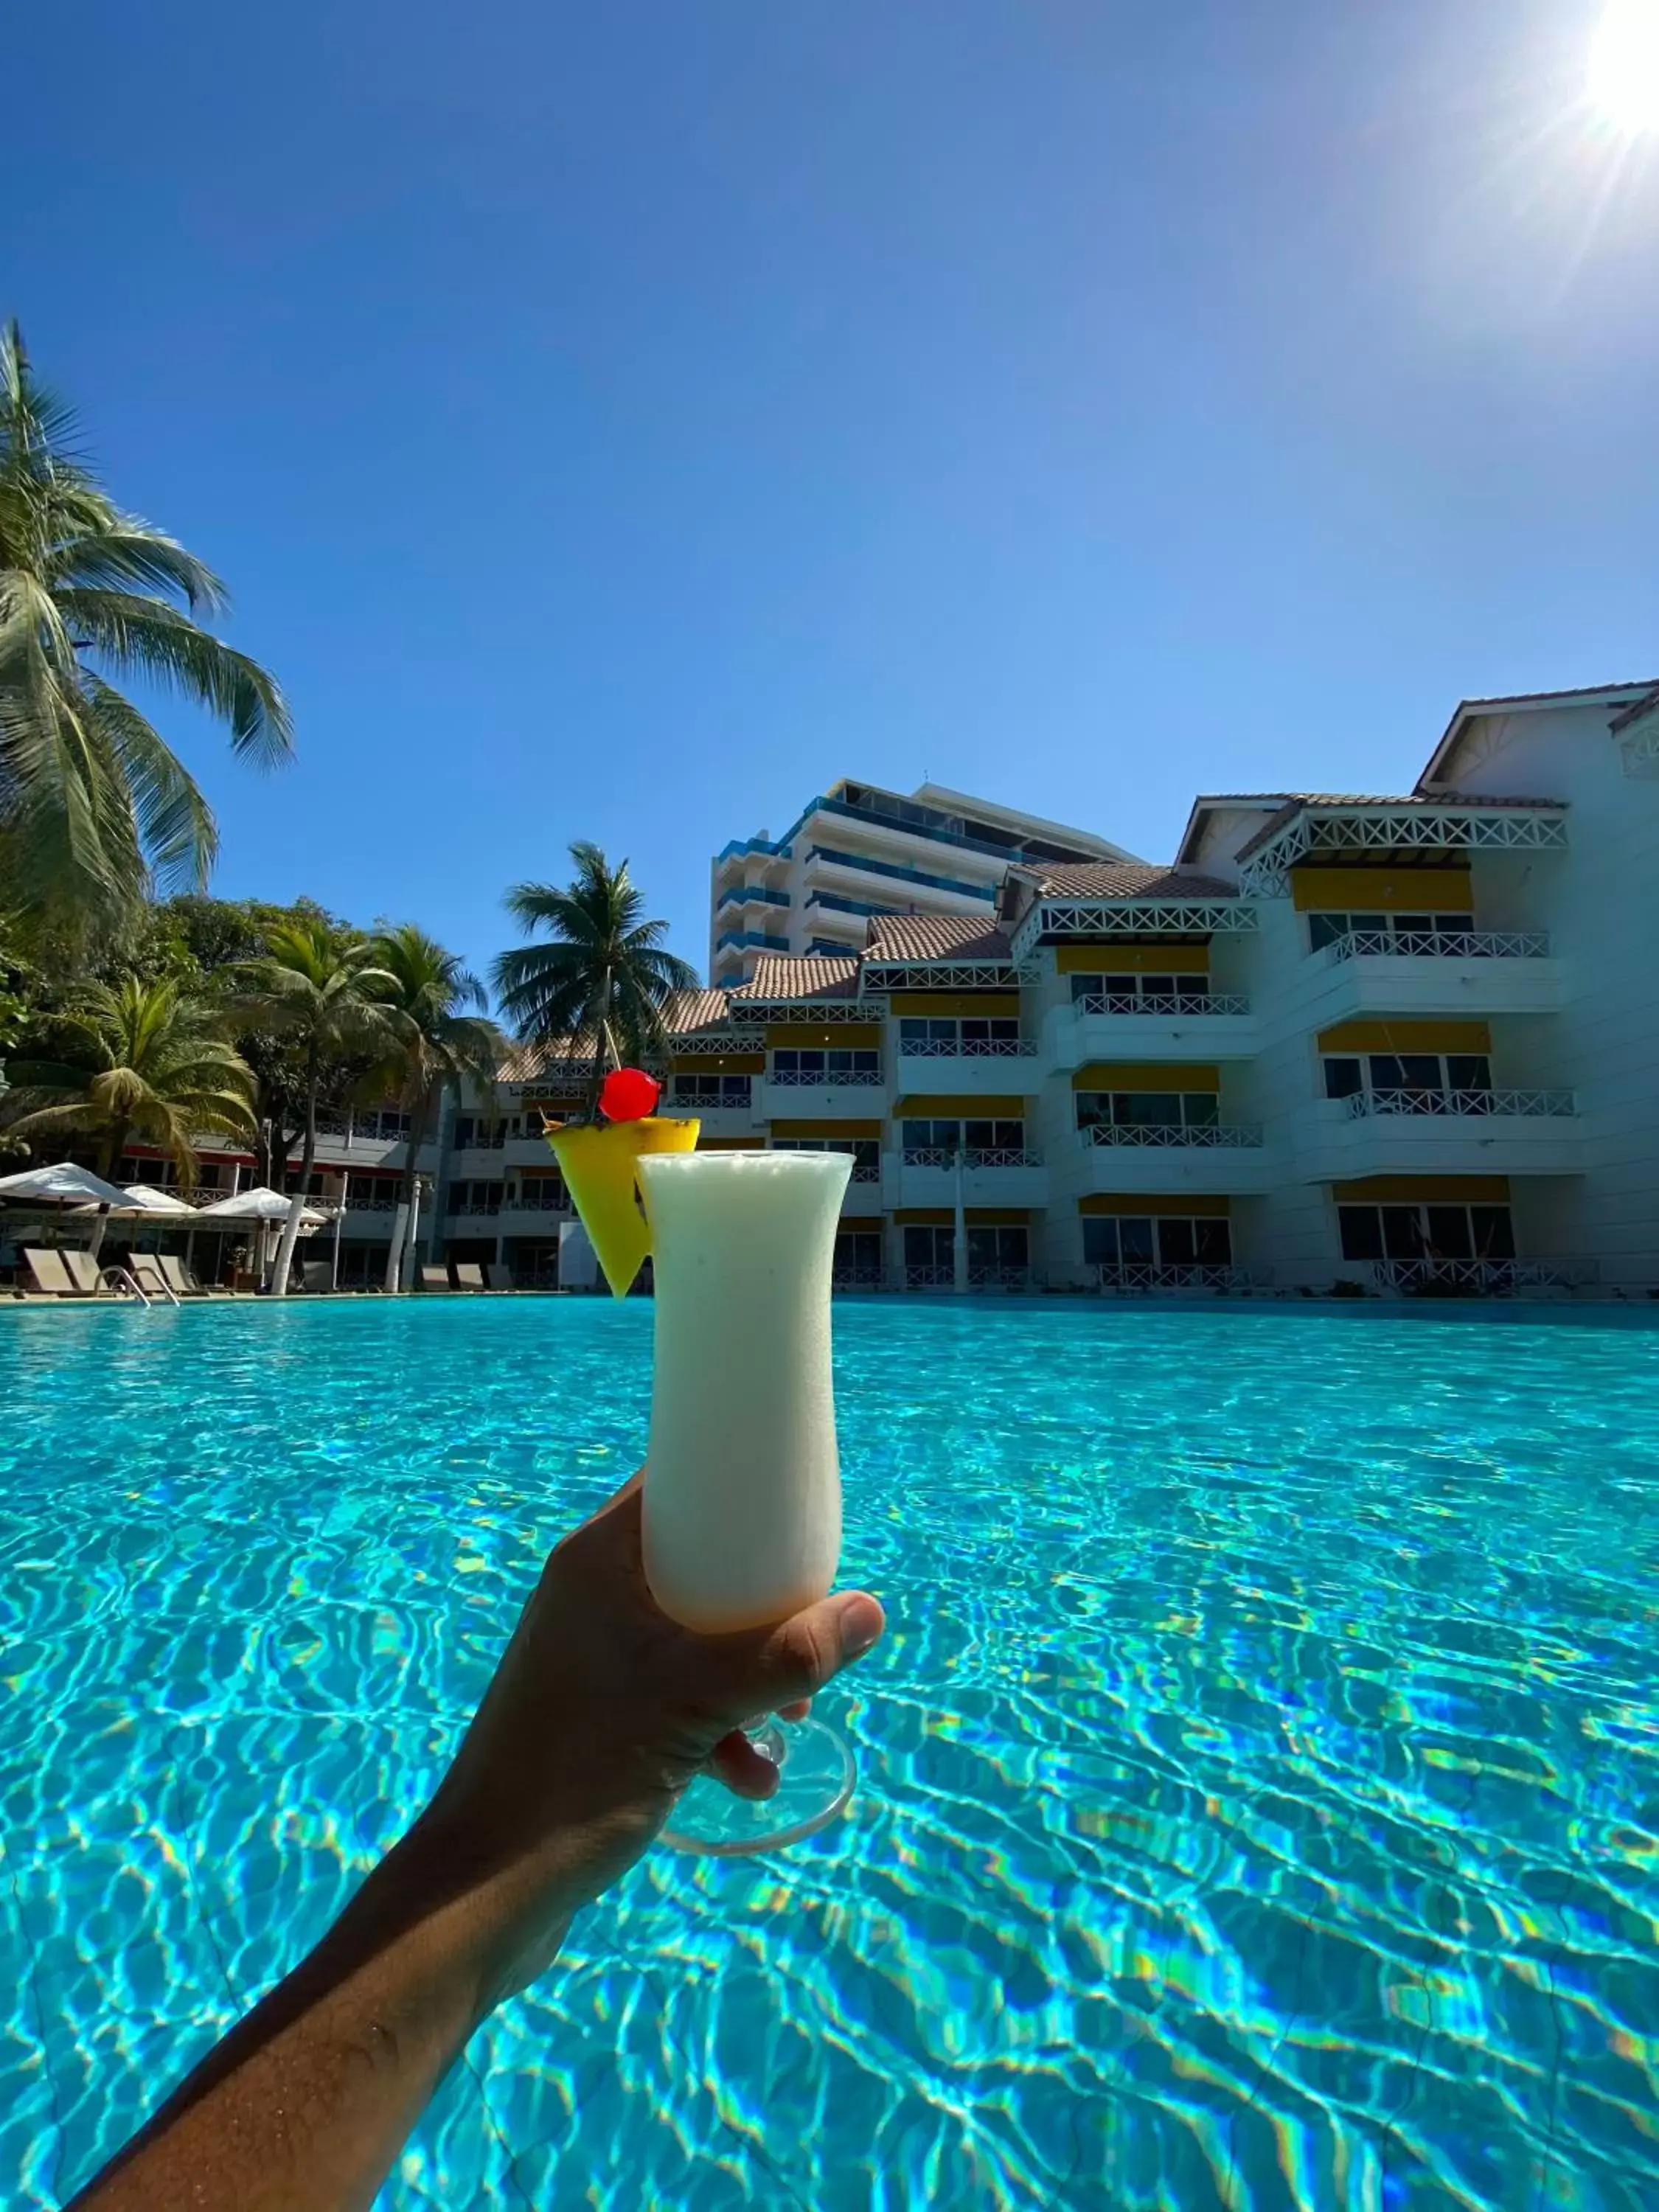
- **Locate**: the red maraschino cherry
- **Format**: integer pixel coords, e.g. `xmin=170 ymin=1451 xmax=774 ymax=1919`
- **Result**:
xmin=599 ymin=1065 xmax=661 ymax=1123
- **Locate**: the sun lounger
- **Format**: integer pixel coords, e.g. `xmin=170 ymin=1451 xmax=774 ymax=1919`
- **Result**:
xmin=485 ymin=1262 xmax=515 ymax=1291
xmin=25 ymin=1248 xmax=86 ymax=1296
xmin=131 ymin=1256 xmax=179 ymax=1301
xmin=60 ymin=1249 xmax=119 ymax=1296
xmin=300 ymin=1261 xmax=333 ymax=1293
xmin=419 ymin=1265 xmax=452 ymax=1290
xmin=157 ymin=1254 xmax=212 ymax=1298
xmin=453 ymin=1263 xmax=486 ymax=1291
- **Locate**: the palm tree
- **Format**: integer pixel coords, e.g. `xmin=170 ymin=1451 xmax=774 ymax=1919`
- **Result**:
xmin=228 ymin=919 xmax=397 ymax=1290
xmin=0 ymin=976 xmax=254 ymax=1186
xmin=368 ymin=924 xmax=505 ymax=1289
xmin=0 ymin=320 xmax=291 ymax=935
xmin=492 ymin=842 xmax=698 ymax=1114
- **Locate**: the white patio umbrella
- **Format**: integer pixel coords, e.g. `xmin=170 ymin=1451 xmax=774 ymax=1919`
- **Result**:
xmin=194 ymin=1185 xmax=332 ymax=1225
xmin=194 ymin=1185 xmax=332 ymax=1290
xmin=0 ymin=1161 xmax=137 ymax=1259
xmin=0 ymin=1161 xmax=131 ymax=1206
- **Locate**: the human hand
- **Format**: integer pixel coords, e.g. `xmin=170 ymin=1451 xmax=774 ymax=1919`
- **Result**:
xmin=394 ymin=1473 xmax=885 ymax=2007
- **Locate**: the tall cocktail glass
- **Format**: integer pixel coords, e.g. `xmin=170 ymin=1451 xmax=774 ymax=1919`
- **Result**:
xmin=634 ymin=1150 xmax=855 ymax=1854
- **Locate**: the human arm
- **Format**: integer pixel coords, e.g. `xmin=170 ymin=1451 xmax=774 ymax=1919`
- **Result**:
xmin=71 ymin=1475 xmax=885 ymax=2211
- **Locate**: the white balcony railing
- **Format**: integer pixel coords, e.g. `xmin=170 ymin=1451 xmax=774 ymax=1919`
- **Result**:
xmin=849 ymin=1163 xmax=881 ymax=1184
xmin=897 ymin=1037 xmax=1039 ymax=1057
xmin=904 ymin=1265 xmax=954 ymax=1289
xmin=968 ymin=1265 xmax=1034 ymax=1289
xmin=1071 ymin=993 xmax=1249 ymax=1017
xmin=452 ymin=1131 xmax=506 ymax=1151
xmin=831 ymin=1266 xmax=885 ymax=1289
xmin=1344 ymin=1088 xmax=1577 ymax=1120
xmin=900 ymin=1147 xmax=1040 ymax=1169
xmin=1082 ymin=1122 xmax=1264 ymax=1149
xmin=453 ymin=1200 xmax=501 ymax=1217
xmin=768 ymin=1068 xmax=884 ymax=1087
xmin=1092 ymin=1263 xmax=1255 ymax=1292
xmin=345 ymin=1195 xmax=400 ymax=1213
xmin=1370 ymin=1258 xmax=1594 ymax=1293
xmin=1324 ymin=929 xmax=1551 ymax=963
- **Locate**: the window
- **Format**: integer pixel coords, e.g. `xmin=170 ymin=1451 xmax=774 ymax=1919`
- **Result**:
xmin=451 ymin=1180 xmax=504 ymax=1214
xmin=515 ymin=1177 xmax=568 ymax=1211
xmin=1338 ymin=1203 xmax=1514 ymax=1263
xmin=1324 ymin=1053 xmax=1493 ymax=1102
xmin=967 ymin=1225 xmax=1028 ymax=1272
xmin=771 ymin=1048 xmax=880 ymax=1078
xmin=833 ymin=1229 xmax=883 ymax=1280
xmin=901 ymin=1119 xmax=1024 ymax=1152
xmin=1083 ymin=1217 xmax=1231 ymax=1268
xmin=903 ymin=1224 xmax=954 ymax=1271
xmin=773 ymin=1137 xmax=880 ymax=1178
xmin=670 ymin=1073 xmax=752 ymax=1105
xmin=897 ymin=1016 xmax=1020 ymax=1046
xmin=1068 ymin=972 xmax=1210 ymax=1006
xmin=1075 ymin=1091 xmax=1219 ymax=1130
xmin=1307 ymin=910 xmax=1474 ymax=953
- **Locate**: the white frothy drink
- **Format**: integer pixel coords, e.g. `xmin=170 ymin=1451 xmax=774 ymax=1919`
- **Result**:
xmin=635 ymin=1150 xmax=852 ymax=1633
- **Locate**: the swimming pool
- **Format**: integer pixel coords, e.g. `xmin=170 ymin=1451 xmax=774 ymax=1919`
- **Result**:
xmin=2 ymin=1298 xmax=1655 ymax=2210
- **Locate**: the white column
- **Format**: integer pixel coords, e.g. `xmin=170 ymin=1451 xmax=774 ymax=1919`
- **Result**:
xmin=952 ymin=1145 xmax=969 ymax=1294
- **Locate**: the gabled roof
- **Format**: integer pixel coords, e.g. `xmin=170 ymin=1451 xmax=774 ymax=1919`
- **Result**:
xmin=728 ymin=954 xmax=862 ymax=1003
xmin=862 ymin=914 xmax=1013 ymax=961
xmin=1419 ymin=679 xmax=1658 ymax=790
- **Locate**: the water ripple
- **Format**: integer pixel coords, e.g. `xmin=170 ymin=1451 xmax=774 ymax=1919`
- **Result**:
xmin=1 ymin=1298 xmax=1656 ymax=2209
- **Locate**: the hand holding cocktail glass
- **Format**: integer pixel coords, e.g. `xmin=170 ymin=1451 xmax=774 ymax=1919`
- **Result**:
xmin=550 ymin=1079 xmax=868 ymax=1854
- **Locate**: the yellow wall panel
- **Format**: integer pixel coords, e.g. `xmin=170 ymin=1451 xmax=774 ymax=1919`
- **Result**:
xmin=1056 ymin=944 xmax=1209 ymax=974
xmin=1292 ymin=866 xmax=1472 ymax=912
xmin=1316 ymin=1020 xmax=1490 ymax=1054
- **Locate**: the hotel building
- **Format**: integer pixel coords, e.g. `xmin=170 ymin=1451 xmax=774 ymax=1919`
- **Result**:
xmin=114 ymin=680 xmax=1659 ymax=1295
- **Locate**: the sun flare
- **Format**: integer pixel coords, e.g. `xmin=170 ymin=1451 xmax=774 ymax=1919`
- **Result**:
xmin=1588 ymin=0 xmax=1659 ymax=131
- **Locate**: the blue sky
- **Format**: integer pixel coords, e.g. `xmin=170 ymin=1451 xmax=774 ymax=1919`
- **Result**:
xmin=10 ymin=1 xmax=1659 ymax=989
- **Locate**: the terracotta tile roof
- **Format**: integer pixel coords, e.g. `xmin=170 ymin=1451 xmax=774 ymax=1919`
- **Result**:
xmin=862 ymin=914 xmax=1014 ymax=961
xmin=495 ymin=1041 xmax=596 ymax=1085
xmin=1020 ymin=860 xmax=1241 ymax=900
xmin=661 ymin=988 xmax=734 ymax=1034
xmin=728 ymin=954 xmax=862 ymax=1002
xmin=1235 ymin=791 xmax=1566 ymax=862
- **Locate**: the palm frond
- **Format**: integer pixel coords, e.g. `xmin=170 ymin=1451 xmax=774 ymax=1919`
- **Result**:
xmin=50 ymin=588 xmax=293 ymax=765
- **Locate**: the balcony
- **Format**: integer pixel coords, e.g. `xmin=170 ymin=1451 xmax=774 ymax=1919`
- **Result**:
xmin=888 ymin=1147 xmax=1048 ymax=1209
xmin=1292 ymin=1093 xmax=1583 ymax=1180
xmin=759 ymin=1071 xmax=886 ymax=1119
xmin=451 ymin=1144 xmax=512 ymax=1179
xmin=310 ymin=1113 xmax=430 ymax=1168
xmin=1044 ymin=995 xmax=1261 ymax=1069
xmin=1296 ymin=930 xmax=1568 ymax=1024
xmin=1071 ymin=1122 xmax=1273 ymax=1195
xmin=901 ymin=1263 xmax=1037 ymax=1292
xmin=1363 ymin=1257 xmax=1594 ymax=1295
xmin=890 ymin=1041 xmax=1038 ymax=1097
xmin=495 ymin=1199 xmax=571 ymax=1235
xmin=1091 ymin=1262 xmax=1256 ymax=1294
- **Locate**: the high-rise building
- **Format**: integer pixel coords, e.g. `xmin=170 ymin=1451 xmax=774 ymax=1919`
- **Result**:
xmin=708 ymin=778 xmax=1134 ymax=987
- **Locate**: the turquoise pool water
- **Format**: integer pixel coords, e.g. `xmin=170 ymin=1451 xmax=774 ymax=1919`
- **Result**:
xmin=2 ymin=1299 xmax=1657 ymax=2211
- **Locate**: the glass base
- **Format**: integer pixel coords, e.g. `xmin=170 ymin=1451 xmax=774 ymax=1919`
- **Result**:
xmin=659 ymin=1716 xmax=856 ymax=1857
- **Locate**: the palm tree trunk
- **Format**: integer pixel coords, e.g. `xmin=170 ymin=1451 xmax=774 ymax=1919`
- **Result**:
xmin=271 ymin=1049 xmax=319 ymax=1294
xmin=583 ymin=964 xmax=615 ymax=1119
xmin=100 ymin=1119 xmax=131 ymax=1182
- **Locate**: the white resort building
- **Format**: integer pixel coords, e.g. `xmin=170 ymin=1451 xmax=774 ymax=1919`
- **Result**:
xmin=110 ymin=679 xmax=1659 ymax=1296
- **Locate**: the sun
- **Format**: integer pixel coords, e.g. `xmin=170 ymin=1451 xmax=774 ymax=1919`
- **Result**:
xmin=1588 ymin=0 xmax=1659 ymax=131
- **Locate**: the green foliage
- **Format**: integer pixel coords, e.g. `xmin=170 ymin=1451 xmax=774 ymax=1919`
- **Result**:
xmin=0 ymin=319 xmax=291 ymax=938
xmin=0 ymin=975 xmax=255 ymax=1187
xmin=492 ymin=841 xmax=697 ymax=1108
